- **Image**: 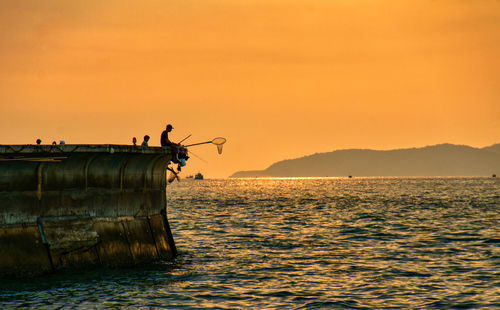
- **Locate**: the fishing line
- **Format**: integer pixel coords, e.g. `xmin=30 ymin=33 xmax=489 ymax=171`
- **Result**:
xmin=187 ymin=150 xmax=208 ymax=163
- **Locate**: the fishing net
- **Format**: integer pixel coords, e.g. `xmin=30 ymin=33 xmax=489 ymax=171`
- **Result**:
xmin=212 ymin=137 xmax=226 ymax=154
xmin=185 ymin=137 xmax=227 ymax=154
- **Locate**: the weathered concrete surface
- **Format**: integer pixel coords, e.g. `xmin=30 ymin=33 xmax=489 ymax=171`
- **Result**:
xmin=150 ymin=213 xmax=177 ymax=259
xmin=0 ymin=145 xmax=177 ymax=278
xmin=0 ymin=225 xmax=53 ymax=277
xmin=40 ymin=216 xmax=99 ymax=250
xmin=124 ymin=217 xmax=159 ymax=263
xmin=93 ymin=220 xmax=135 ymax=268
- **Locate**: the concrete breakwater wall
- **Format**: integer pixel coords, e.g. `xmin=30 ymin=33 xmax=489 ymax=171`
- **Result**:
xmin=0 ymin=145 xmax=177 ymax=278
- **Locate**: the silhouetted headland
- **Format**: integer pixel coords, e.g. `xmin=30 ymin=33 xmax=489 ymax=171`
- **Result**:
xmin=231 ymin=143 xmax=500 ymax=178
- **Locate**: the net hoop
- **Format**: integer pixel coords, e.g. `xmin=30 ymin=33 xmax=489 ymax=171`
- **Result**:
xmin=212 ymin=137 xmax=226 ymax=145
xmin=212 ymin=137 xmax=226 ymax=154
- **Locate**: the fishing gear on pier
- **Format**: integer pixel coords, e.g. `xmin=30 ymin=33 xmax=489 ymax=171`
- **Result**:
xmin=184 ymin=137 xmax=227 ymax=154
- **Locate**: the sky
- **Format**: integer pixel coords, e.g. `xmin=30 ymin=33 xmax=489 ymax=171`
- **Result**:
xmin=1 ymin=0 xmax=499 ymax=178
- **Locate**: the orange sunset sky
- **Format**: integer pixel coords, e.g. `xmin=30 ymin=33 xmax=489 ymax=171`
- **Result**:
xmin=1 ymin=0 xmax=499 ymax=178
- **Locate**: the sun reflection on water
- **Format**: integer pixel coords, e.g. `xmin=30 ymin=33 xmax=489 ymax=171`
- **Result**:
xmin=0 ymin=177 xmax=498 ymax=309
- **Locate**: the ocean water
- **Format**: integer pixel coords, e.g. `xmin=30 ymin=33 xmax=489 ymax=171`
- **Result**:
xmin=1 ymin=177 xmax=499 ymax=309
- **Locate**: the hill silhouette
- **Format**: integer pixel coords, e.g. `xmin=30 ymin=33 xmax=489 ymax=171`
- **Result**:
xmin=231 ymin=143 xmax=500 ymax=178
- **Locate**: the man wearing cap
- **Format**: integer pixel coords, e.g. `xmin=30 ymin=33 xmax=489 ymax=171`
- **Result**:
xmin=161 ymin=124 xmax=183 ymax=170
xmin=161 ymin=124 xmax=174 ymax=147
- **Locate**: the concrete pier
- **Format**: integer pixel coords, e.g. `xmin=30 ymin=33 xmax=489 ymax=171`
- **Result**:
xmin=0 ymin=144 xmax=177 ymax=278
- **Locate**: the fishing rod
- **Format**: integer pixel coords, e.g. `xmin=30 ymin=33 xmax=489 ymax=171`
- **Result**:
xmin=0 ymin=156 xmax=67 ymax=162
xmin=179 ymin=134 xmax=192 ymax=144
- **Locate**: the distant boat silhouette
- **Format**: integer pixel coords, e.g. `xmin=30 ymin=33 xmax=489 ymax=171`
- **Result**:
xmin=194 ymin=172 xmax=204 ymax=180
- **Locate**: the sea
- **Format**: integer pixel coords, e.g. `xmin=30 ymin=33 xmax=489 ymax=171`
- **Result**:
xmin=0 ymin=177 xmax=499 ymax=309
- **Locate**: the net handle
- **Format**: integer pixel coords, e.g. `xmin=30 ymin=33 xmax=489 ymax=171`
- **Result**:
xmin=184 ymin=137 xmax=226 ymax=147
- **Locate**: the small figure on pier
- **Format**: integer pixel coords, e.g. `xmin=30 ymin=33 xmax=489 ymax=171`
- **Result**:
xmin=36 ymin=139 xmax=41 ymax=145
xmin=141 ymin=135 xmax=150 ymax=147
xmin=132 ymin=137 xmax=137 ymax=146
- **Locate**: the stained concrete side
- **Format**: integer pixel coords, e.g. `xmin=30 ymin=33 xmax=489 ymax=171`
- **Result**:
xmin=0 ymin=225 xmax=53 ymax=277
xmin=0 ymin=149 xmax=177 ymax=278
xmin=0 ymin=215 xmax=176 ymax=277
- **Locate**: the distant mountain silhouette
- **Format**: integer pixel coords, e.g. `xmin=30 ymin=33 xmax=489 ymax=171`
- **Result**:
xmin=482 ymin=143 xmax=500 ymax=154
xmin=231 ymin=143 xmax=500 ymax=177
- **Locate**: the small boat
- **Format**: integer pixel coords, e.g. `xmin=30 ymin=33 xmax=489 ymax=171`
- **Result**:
xmin=194 ymin=172 xmax=204 ymax=180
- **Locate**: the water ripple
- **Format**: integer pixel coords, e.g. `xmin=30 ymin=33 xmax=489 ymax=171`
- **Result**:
xmin=1 ymin=177 xmax=499 ymax=309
